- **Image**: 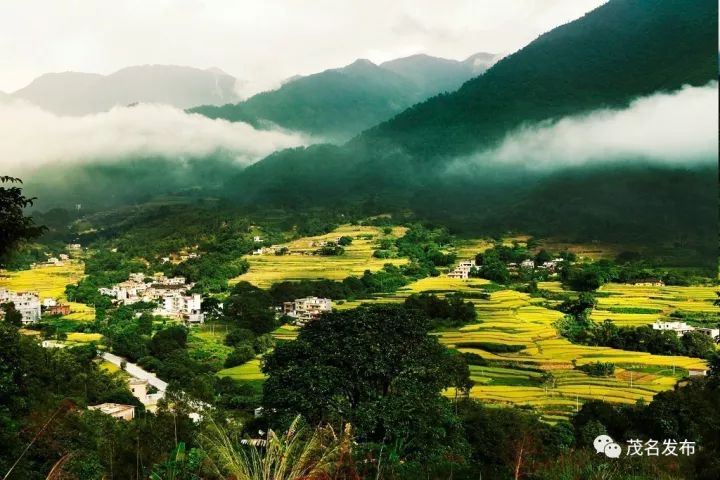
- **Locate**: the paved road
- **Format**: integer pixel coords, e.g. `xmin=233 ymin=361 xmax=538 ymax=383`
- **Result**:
xmin=100 ymin=352 xmax=168 ymax=392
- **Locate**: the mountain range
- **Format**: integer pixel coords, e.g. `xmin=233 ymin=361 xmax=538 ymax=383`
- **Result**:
xmin=11 ymin=65 xmax=240 ymax=115
xmin=17 ymin=0 xmax=718 ymax=258
xmin=190 ymin=52 xmax=499 ymax=141
xmin=225 ymin=0 xmax=717 ymax=247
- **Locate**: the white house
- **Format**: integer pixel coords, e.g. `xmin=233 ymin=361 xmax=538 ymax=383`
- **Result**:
xmin=283 ymin=297 xmax=332 ymax=324
xmin=88 ymin=403 xmax=135 ymax=421
xmin=253 ymin=236 xmax=263 ymax=242
xmin=696 ymin=327 xmax=720 ymax=341
xmin=156 ymin=292 xmax=204 ymax=323
xmin=520 ymin=259 xmax=535 ymax=269
xmin=651 ymin=321 xmax=694 ymax=337
xmin=447 ymin=260 xmax=476 ymax=279
xmin=0 ymin=288 xmax=41 ymax=324
xmin=42 ymin=297 xmax=58 ymax=308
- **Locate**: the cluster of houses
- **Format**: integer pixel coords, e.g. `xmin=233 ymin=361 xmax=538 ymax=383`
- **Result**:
xmin=282 ymin=296 xmax=333 ymax=324
xmin=0 ymin=288 xmax=42 ymax=324
xmin=447 ymin=256 xmax=566 ymax=279
xmin=160 ymin=250 xmax=200 ymax=264
xmin=0 ymin=288 xmax=76 ymax=325
xmin=30 ymin=252 xmax=74 ymax=269
xmin=251 ymin=235 xmax=351 ymax=256
xmin=507 ymin=257 xmax=565 ymax=273
xmin=99 ymin=273 xmax=205 ymax=324
xmin=89 ymin=373 xmax=166 ymax=421
xmin=651 ymin=320 xmax=719 ymax=341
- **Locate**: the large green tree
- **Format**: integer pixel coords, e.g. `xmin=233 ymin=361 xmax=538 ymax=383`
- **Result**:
xmin=262 ymin=304 xmax=470 ymax=463
xmin=0 ymin=176 xmax=45 ymax=267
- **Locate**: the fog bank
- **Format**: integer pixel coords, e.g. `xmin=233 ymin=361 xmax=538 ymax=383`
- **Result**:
xmin=0 ymin=101 xmax=308 ymax=175
xmin=449 ymin=82 xmax=718 ymax=173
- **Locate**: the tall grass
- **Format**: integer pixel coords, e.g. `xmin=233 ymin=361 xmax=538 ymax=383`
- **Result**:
xmin=200 ymin=416 xmax=359 ymax=480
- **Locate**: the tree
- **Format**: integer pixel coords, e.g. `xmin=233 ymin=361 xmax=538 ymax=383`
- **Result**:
xmin=224 ymin=344 xmax=256 ymax=368
xmin=150 ymin=326 xmax=188 ymax=358
xmin=534 ymin=249 xmax=552 ymax=266
xmin=262 ymin=304 xmax=469 ymax=462
xmin=681 ymin=331 xmax=716 ymax=359
xmin=224 ymin=282 xmax=277 ymax=334
xmin=337 ymin=236 xmax=353 ymax=246
xmin=0 ymin=302 xmax=23 ymax=326
xmin=461 ymin=401 xmax=572 ymax=480
xmin=0 ymin=176 xmax=46 ymax=267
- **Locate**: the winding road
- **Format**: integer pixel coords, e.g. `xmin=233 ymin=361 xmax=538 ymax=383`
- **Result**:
xmin=100 ymin=351 xmax=168 ymax=392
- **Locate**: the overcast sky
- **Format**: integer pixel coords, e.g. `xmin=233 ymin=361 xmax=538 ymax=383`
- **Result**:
xmin=0 ymin=0 xmax=607 ymax=94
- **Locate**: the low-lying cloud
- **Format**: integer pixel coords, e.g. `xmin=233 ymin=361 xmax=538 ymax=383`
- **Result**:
xmin=450 ymin=82 xmax=718 ymax=172
xmin=0 ymin=101 xmax=308 ymax=175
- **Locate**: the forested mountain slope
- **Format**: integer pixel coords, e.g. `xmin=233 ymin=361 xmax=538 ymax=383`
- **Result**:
xmin=227 ymin=0 xmax=717 ymax=251
xmin=190 ymin=53 xmax=494 ymax=141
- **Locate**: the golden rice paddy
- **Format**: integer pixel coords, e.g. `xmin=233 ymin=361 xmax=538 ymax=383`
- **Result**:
xmin=0 ymin=262 xmax=95 ymax=321
xmin=232 ymin=225 xmax=408 ymax=288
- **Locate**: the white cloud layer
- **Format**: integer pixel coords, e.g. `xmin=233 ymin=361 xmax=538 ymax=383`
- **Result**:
xmin=452 ymin=82 xmax=718 ymax=172
xmin=0 ymin=101 xmax=308 ymax=175
xmin=0 ymin=0 xmax=607 ymax=94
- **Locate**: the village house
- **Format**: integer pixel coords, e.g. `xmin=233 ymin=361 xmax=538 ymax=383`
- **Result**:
xmin=128 ymin=378 xmax=164 ymax=411
xmin=253 ymin=235 xmax=263 ymax=242
xmin=283 ymin=297 xmax=333 ymax=324
xmin=688 ymin=368 xmax=709 ymax=377
xmin=0 ymin=288 xmax=42 ymax=324
xmin=59 ymin=253 xmax=70 ymax=261
xmin=98 ymin=274 xmax=205 ymax=324
xmin=46 ymin=304 xmax=71 ymax=316
xmin=696 ymin=327 xmax=720 ymax=341
xmin=651 ymin=321 xmax=695 ymax=337
xmin=157 ymin=292 xmax=205 ymax=324
xmin=42 ymin=297 xmax=57 ymax=308
xmin=540 ymin=258 xmax=565 ymax=272
xmin=88 ymin=403 xmax=136 ymax=421
xmin=520 ymin=259 xmax=535 ymax=270
xmin=447 ymin=260 xmax=476 ymax=279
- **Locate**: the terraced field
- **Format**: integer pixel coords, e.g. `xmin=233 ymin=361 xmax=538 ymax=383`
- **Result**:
xmin=225 ymin=231 xmax=717 ymax=423
xmin=217 ymin=358 xmax=267 ymax=382
xmin=333 ymin=277 xmax=709 ymax=422
xmin=232 ymin=225 xmax=408 ymax=288
xmin=591 ymin=283 xmax=718 ymax=326
xmin=0 ymin=262 xmax=95 ymax=321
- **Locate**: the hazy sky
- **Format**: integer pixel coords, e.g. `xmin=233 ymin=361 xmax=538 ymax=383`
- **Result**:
xmin=1 ymin=0 xmax=606 ymax=94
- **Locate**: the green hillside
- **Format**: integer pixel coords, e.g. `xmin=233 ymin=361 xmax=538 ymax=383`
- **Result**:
xmin=190 ymin=54 xmax=489 ymax=141
xmin=226 ymin=0 xmax=717 ymax=253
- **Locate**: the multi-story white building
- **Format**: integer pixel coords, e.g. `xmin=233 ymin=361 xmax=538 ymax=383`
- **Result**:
xmin=156 ymin=292 xmax=204 ymax=324
xmin=0 ymin=288 xmax=42 ymax=324
xmin=447 ymin=260 xmax=476 ymax=279
xmin=283 ymin=297 xmax=332 ymax=324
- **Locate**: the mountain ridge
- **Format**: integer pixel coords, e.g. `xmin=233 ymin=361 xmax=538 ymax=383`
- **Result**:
xmin=190 ymin=51 xmax=496 ymax=141
xmin=12 ymin=64 xmax=241 ymax=115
